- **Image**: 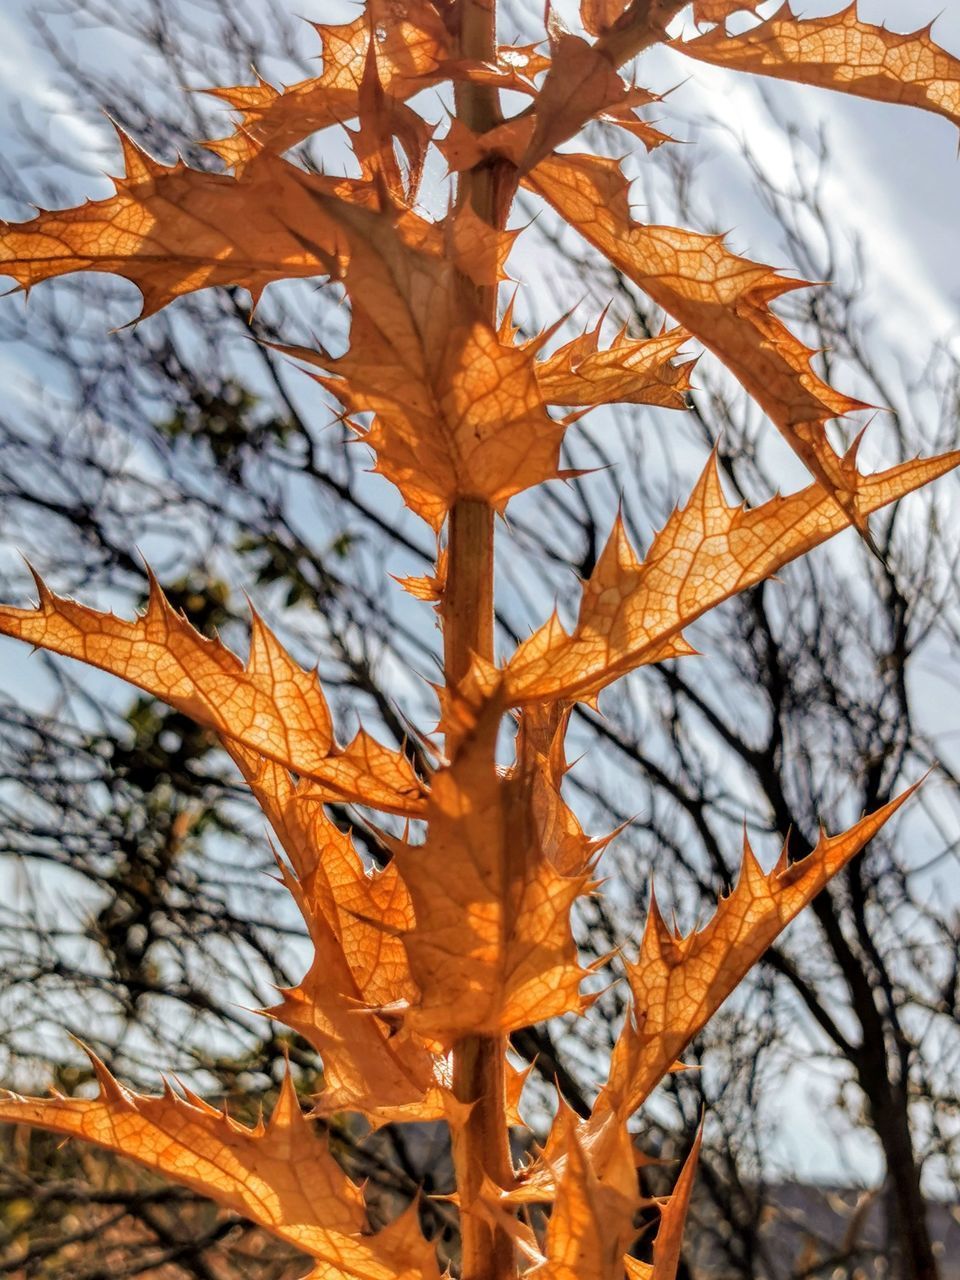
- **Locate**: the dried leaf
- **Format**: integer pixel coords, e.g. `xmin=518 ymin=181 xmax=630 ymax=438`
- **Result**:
xmin=0 ymin=571 xmax=423 ymax=813
xmin=0 ymin=1053 xmax=438 ymax=1280
xmin=691 ymin=1 xmax=764 ymax=26
xmin=351 ymin=39 xmax=434 ymax=203
xmin=386 ymin=699 xmax=597 ymax=1043
xmin=3 ymin=3 xmax=959 ymax=1270
xmin=504 ymin=447 xmax=960 ymax=704
xmin=275 ymin=248 xmax=566 ymax=528
xmin=1 ymin=134 xmax=562 ymax=524
xmin=625 ymin=1128 xmax=702 ymax=1280
xmin=600 ymin=789 xmax=916 ymax=1117
xmin=581 ymin=0 xmax=631 ymax=38
xmin=0 ymin=140 xmax=383 ymax=317
xmin=438 ymin=115 xmax=536 ymax=171
xmin=204 ymin=1 xmax=451 ymax=169
xmin=534 ymin=322 xmax=693 ymax=409
xmin=522 ymin=30 xmax=631 ymax=169
xmin=536 ymin=1111 xmax=641 ymax=1280
xmin=600 ymin=102 xmax=676 ymax=152
xmin=226 ymin=746 xmax=448 ymax=1124
xmin=526 ymin=151 xmax=873 ymax=524
xmin=675 ymin=4 xmax=960 ymax=130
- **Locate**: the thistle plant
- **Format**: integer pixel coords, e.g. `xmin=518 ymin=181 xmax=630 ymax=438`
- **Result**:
xmin=0 ymin=3 xmax=958 ymax=1278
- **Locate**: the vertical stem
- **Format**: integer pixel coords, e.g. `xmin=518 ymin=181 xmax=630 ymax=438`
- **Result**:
xmin=445 ymin=527 xmax=515 ymax=1280
xmin=444 ymin=5 xmax=515 ymax=1280
xmin=443 ymin=498 xmax=494 ymax=687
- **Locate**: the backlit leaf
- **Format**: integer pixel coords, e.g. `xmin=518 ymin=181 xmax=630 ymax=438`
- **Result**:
xmin=204 ymin=1 xmax=451 ymax=169
xmin=277 ymin=289 xmax=566 ymax=530
xmin=580 ymin=1 xmax=631 ymax=38
xmin=625 ymin=1128 xmax=702 ymax=1280
xmin=599 ymin=789 xmax=916 ymax=1117
xmin=3 ymin=1 xmax=959 ymax=1269
xmin=534 ymin=321 xmax=693 ymax=409
xmin=385 ymin=700 xmax=599 ymax=1043
xmin=536 ymin=1110 xmax=640 ymax=1280
xmin=0 ymin=1053 xmax=438 ymax=1280
xmin=0 ymin=141 xmax=389 ymax=317
xmin=0 ymin=571 xmax=423 ymax=813
xmin=504 ymin=447 xmax=960 ymax=705
xmin=675 ymin=5 xmax=960 ymax=131
xmin=521 ymin=30 xmax=631 ymax=169
xmin=692 ymin=1 xmax=765 ymax=26
xmin=526 ymin=151 xmax=873 ymax=525
xmin=226 ymin=746 xmax=449 ymax=1125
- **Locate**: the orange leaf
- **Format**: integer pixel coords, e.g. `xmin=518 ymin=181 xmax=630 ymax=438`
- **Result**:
xmin=525 ymin=151 xmax=873 ymax=525
xmin=675 ymin=4 xmax=960 ymax=131
xmin=0 ymin=130 xmax=564 ymax=524
xmin=351 ymin=39 xmax=434 ymax=204
xmin=521 ymin=30 xmax=631 ymax=169
xmin=395 ymin=545 xmax=447 ymax=604
xmin=581 ymin=0 xmax=631 ymax=38
xmin=275 ymin=245 xmax=566 ymax=527
xmin=600 ymin=102 xmax=676 ymax=152
xmin=0 ymin=141 xmax=357 ymax=316
xmin=691 ymin=1 xmax=764 ymax=26
xmin=0 ymin=571 xmax=423 ymax=814
xmin=625 ymin=1128 xmax=702 ymax=1280
xmin=385 ymin=700 xmax=598 ymax=1043
xmin=204 ymin=10 xmax=545 ymax=173
xmin=534 ymin=321 xmax=693 ymax=409
xmin=0 ymin=1052 xmax=438 ymax=1280
xmin=437 ymin=115 xmax=536 ymax=171
xmin=537 ymin=1110 xmax=641 ymax=1280
xmin=503 ymin=447 xmax=960 ymax=705
xmin=226 ymin=746 xmax=449 ymax=1125
xmin=204 ymin=1 xmax=451 ymax=169
xmin=600 ymin=789 xmax=916 ymax=1117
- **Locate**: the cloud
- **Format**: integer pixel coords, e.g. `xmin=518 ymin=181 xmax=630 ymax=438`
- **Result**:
xmin=0 ymin=7 xmax=110 ymax=159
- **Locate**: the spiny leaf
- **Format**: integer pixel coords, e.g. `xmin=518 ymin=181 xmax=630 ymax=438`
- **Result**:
xmin=580 ymin=1 xmax=632 ymax=39
xmin=0 ymin=1053 xmax=438 ymax=1280
xmin=438 ymin=115 xmax=536 ymax=171
xmin=0 ymin=571 xmax=423 ymax=813
xmin=226 ymin=746 xmax=449 ymax=1125
xmin=503 ymin=447 xmax=960 ymax=705
xmin=532 ymin=320 xmax=693 ymax=409
xmin=271 ymin=185 xmax=561 ymax=530
xmin=625 ymin=1129 xmax=703 ymax=1280
xmin=0 ymin=131 xmax=560 ymax=526
xmin=204 ymin=1 xmax=451 ymax=169
xmin=521 ymin=29 xmax=632 ymax=170
xmin=600 ymin=100 xmax=676 ymax=152
xmin=3 ymin=1 xmax=959 ymax=1271
xmin=351 ymin=37 xmax=434 ymax=203
xmin=599 ymin=788 xmax=917 ymax=1117
xmin=675 ymin=4 xmax=960 ymax=131
xmin=277 ymin=289 xmax=566 ymax=530
xmin=383 ymin=699 xmax=600 ymax=1043
xmin=0 ymin=141 xmax=377 ymax=317
xmin=452 ymin=32 xmax=663 ymax=174
xmin=692 ymin=1 xmax=765 ymax=26
xmin=525 ymin=150 xmax=873 ymax=525
xmin=205 ymin=11 xmax=544 ymax=172
xmin=535 ymin=1110 xmax=641 ymax=1280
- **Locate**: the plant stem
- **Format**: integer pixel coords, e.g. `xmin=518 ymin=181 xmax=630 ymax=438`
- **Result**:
xmin=444 ymin=4 xmax=515 ymax=1279
xmin=445 ymin=510 xmax=514 ymax=1280
xmin=443 ymin=498 xmax=495 ymax=686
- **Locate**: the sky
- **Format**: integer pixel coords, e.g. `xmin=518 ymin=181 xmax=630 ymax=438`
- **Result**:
xmin=0 ymin=0 xmax=958 ymax=1189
